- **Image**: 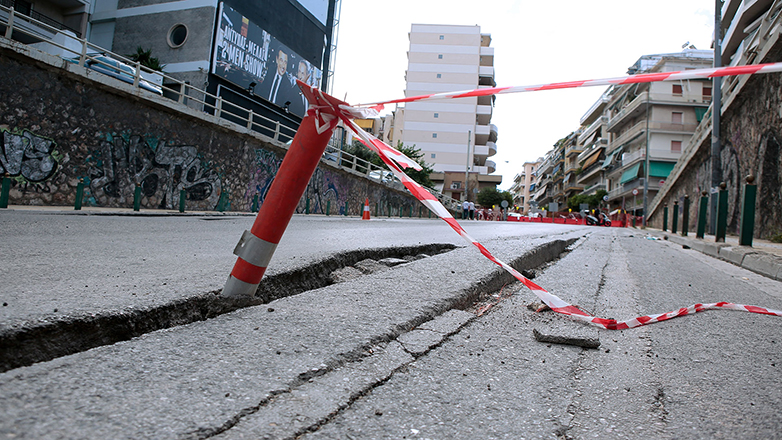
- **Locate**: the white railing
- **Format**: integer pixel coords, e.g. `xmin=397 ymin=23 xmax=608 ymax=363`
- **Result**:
xmin=1 ymin=4 xmax=462 ymax=212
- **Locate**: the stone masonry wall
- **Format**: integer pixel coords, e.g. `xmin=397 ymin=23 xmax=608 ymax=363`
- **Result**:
xmin=648 ymin=42 xmax=782 ymax=239
xmin=0 ymin=45 xmax=421 ymax=216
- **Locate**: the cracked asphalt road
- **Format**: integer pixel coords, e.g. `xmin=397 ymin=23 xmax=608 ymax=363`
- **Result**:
xmin=302 ymin=231 xmax=782 ymax=440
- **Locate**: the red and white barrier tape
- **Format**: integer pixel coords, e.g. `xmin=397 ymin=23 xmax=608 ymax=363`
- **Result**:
xmin=356 ymin=62 xmax=782 ymax=111
xmin=296 ymin=62 xmax=782 ymax=329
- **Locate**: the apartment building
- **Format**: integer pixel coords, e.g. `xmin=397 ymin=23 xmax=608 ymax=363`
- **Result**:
xmin=401 ymin=23 xmax=501 ymax=201
xmin=510 ymin=161 xmax=539 ymax=214
xmin=575 ymin=90 xmax=611 ymax=199
xmin=602 ymin=50 xmax=713 ymax=215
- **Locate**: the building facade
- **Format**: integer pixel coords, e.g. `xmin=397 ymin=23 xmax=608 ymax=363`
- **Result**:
xmin=401 ymin=23 xmax=500 ymax=201
xmin=510 ymin=161 xmax=539 ymax=214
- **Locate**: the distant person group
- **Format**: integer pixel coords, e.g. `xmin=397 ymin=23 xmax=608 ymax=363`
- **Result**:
xmin=462 ymin=200 xmax=506 ymax=221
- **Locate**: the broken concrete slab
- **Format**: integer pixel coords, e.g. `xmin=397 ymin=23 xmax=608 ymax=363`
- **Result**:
xmin=378 ymin=257 xmax=409 ymax=267
xmin=353 ymin=259 xmax=388 ymax=274
xmin=417 ymin=309 xmax=473 ymax=335
xmin=532 ymin=327 xmax=600 ymax=349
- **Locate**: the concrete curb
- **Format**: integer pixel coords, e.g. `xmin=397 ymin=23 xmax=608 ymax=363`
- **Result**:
xmin=646 ymin=230 xmax=782 ymax=281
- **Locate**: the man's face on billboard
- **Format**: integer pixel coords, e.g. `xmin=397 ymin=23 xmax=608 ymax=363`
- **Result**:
xmin=276 ymin=50 xmax=288 ymax=76
xmin=297 ymin=61 xmax=309 ymax=82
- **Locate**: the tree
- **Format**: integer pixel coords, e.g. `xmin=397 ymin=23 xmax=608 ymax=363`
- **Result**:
xmin=477 ymin=187 xmax=513 ymax=208
xmin=127 ymin=47 xmax=165 ymax=72
xmin=567 ymin=189 xmax=608 ymax=211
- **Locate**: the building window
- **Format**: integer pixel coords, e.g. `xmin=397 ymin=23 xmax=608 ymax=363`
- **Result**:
xmin=703 ymin=86 xmax=712 ymax=101
xmin=671 ymin=140 xmax=682 ymax=153
xmin=671 ymin=112 xmax=683 ymax=124
xmin=672 ymin=84 xmax=683 ymax=96
xmin=433 ymin=113 xmax=439 ymax=118
xmin=438 ymin=54 xmax=443 ymax=59
xmin=432 ymin=133 xmax=438 ymax=138
xmin=436 ymin=73 xmax=442 ymax=78
xmin=431 ymin=153 xmax=436 ymax=158
xmin=167 ymin=23 xmax=189 ymax=48
xmin=439 ymin=35 xmax=444 ymax=40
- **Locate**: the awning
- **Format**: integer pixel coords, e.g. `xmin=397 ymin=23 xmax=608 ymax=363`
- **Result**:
xmin=529 ymin=183 xmax=536 ymax=191
xmin=552 ymin=164 xmax=561 ymax=174
xmin=649 ymin=161 xmax=675 ymax=178
xmin=620 ymin=162 xmax=642 ymax=184
xmin=563 ymin=173 xmax=571 ymax=183
xmin=580 ymin=147 xmax=604 ymax=169
xmin=602 ymin=147 xmax=623 ymax=168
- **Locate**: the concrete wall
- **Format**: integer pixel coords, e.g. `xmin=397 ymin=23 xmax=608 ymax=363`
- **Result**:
xmin=648 ymin=42 xmax=782 ymax=239
xmin=0 ymin=43 xmax=422 ymax=216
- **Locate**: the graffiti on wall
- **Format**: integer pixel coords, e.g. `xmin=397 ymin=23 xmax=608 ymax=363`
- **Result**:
xmin=246 ymin=149 xmax=282 ymax=207
xmin=87 ymin=132 xmax=222 ymax=209
xmin=1 ymin=128 xmax=60 ymax=184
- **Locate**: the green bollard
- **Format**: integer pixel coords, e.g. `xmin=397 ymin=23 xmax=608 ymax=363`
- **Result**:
xmin=696 ymin=191 xmax=708 ymax=239
xmin=428 ymin=209 xmax=431 ymax=218
xmin=305 ymin=198 xmax=310 ymax=214
xmin=681 ymin=195 xmax=690 ymax=236
xmin=672 ymin=200 xmax=679 ymax=234
xmin=0 ymin=173 xmax=10 ymax=208
xmin=739 ymin=176 xmax=757 ymax=246
xmin=133 ymin=183 xmax=142 ymax=211
xmin=409 ymin=206 xmax=413 ymax=218
xmin=716 ymin=182 xmax=728 ymax=242
xmin=419 ymin=207 xmax=422 ymax=218
xmin=179 ymin=189 xmax=187 ymax=213
xmin=663 ymin=204 xmax=668 ymax=232
xmin=345 ymin=200 xmax=349 ymax=216
xmin=74 ymin=178 xmax=84 ymax=211
xmin=251 ymin=194 xmax=259 ymax=213
xmin=375 ymin=203 xmax=378 ymax=217
xmin=632 ymin=216 xmax=636 ymax=228
xmin=326 ymin=200 xmax=331 ymax=216
xmin=399 ymin=205 xmax=403 ymax=218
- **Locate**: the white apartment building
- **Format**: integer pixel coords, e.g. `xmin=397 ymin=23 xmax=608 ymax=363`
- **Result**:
xmin=401 ymin=23 xmax=500 ymax=201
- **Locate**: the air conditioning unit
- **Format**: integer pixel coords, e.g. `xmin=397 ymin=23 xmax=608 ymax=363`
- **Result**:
xmin=450 ymin=182 xmax=461 ymax=190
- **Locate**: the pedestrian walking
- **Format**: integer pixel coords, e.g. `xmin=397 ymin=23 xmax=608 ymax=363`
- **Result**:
xmin=469 ymin=201 xmax=475 ymax=220
xmin=462 ymin=200 xmax=469 ymax=219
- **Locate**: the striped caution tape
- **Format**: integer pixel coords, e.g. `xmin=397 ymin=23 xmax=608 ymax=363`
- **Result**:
xmin=355 ymin=62 xmax=782 ymax=111
xmin=296 ymin=61 xmax=782 ymax=329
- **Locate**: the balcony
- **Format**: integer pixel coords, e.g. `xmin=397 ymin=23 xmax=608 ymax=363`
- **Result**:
xmin=607 ymin=91 xmax=649 ymax=132
xmin=0 ymin=1 xmax=83 ymax=41
xmin=485 ymin=159 xmax=496 ymax=174
xmin=474 ymin=124 xmax=490 ymax=145
xmin=473 ymin=145 xmax=489 ymax=156
xmin=488 ymin=124 xmax=498 ymax=143
xmin=476 ymin=104 xmax=492 ymax=125
xmin=581 ymin=183 xmax=606 ymax=196
xmin=480 ymin=46 xmax=494 ymax=66
xmin=565 ymin=143 xmax=583 ymax=157
xmin=486 ymin=141 xmax=497 ymax=156
xmin=479 ymin=66 xmax=495 ymax=87
xmin=476 ymin=85 xmax=493 ymax=106
xmin=580 ymin=93 xmax=610 ymax=125
xmin=578 ymin=115 xmax=607 ymax=145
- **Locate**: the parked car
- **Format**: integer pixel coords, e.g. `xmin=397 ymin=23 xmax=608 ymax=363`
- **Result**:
xmin=86 ymin=56 xmax=163 ymax=95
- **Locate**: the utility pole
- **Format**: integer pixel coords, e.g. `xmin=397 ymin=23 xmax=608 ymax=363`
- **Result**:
xmin=710 ymin=0 xmax=723 ymax=234
xmin=465 ymin=130 xmax=472 ymax=201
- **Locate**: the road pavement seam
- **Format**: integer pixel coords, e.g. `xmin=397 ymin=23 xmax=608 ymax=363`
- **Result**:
xmin=0 ymin=243 xmax=457 ymax=373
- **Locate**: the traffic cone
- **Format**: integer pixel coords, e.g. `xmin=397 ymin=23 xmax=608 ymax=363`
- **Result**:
xmin=362 ymin=198 xmax=371 ymax=220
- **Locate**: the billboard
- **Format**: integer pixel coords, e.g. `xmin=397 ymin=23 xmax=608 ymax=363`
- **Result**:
xmin=212 ymin=3 xmax=322 ymax=117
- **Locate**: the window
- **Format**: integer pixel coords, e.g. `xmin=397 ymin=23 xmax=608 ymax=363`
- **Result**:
xmin=672 ymin=84 xmax=683 ymax=96
xmin=703 ymin=86 xmax=712 ymax=101
xmin=671 ymin=140 xmax=682 ymax=153
xmin=432 ymin=133 xmax=438 ymax=138
xmin=436 ymin=73 xmax=442 ymax=78
xmin=671 ymin=112 xmax=683 ymax=124
xmin=13 ymin=0 xmax=31 ymax=15
xmin=438 ymin=54 xmax=443 ymax=59
xmin=431 ymin=153 xmax=436 ymax=158
xmin=433 ymin=113 xmax=439 ymax=118
xmin=167 ymin=23 xmax=189 ymax=48
xmin=439 ymin=35 xmax=444 ymax=40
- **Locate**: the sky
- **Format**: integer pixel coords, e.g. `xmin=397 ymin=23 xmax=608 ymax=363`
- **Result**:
xmin=329 ymin=0 xmax=716 ymax=190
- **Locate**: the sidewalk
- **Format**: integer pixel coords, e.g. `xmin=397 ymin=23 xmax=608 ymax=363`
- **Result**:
xmin=643 ymin=227 xmax=782 ymax=281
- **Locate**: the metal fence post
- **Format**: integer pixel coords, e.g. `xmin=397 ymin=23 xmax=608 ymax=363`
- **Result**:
xmin=672 ymin=200 xmax=679 ymax=234
xmin=0 ymin=173 xmax=10 ymax=208
xmin=305 ymin=198 xmax=310 ymax=215
xmin=179 ymin=189 xmax=186 ymax=213
xmin=739 ymin=175 xmax=756 ymax=246
xmin=696 ymin=191 xmax=708 ymax=239
xmin=663 ymin=204 xmax=668 ymax=232
xmin=74 ymin=178 xmax=84 ymax=210
xmin=681 ymin=195 xmax=690 ymax=236
xmin=251 ymin=194 xmax=259 ymax=213
xmin=133 ymin=183 xmax=142 ymax=211
xmin=5 ymin=7 xmax=15 ymax=39
xmin=326 ymin=200 xmax=330 ymax=216
xmin=716 ymin=182 xmax=728 ymax=242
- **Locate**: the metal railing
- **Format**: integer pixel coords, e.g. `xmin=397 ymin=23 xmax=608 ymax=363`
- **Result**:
xmin=1 ymin=3 xmax=461 ymax=212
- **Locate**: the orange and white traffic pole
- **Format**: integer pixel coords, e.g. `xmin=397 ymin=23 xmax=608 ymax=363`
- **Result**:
xmin=223 ymin=84 xmax=341 ymax=298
